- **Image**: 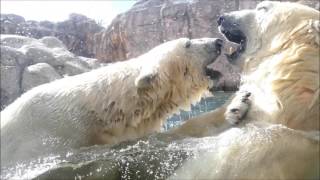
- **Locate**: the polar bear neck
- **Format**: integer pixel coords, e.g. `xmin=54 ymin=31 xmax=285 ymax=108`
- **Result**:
xmin=240 ymin=31 xmax=319 ymax=130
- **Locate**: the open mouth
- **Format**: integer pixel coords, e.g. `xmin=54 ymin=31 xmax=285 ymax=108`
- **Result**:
xmin=204 ymin=39 xmax=223 ymax=84
xmin=206 ymin=38 xmax=224 ymax=65
xmin=205 ymin=67 xmax=223 ymax=93
xmin=205 ymin=68 xmax=222 ymax=81
xmin=218 ymin=23 xmax=246 ymax=63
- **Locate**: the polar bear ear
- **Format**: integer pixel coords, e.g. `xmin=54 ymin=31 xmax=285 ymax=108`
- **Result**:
xmin=135 ymin=72 xmax=158 ymax=89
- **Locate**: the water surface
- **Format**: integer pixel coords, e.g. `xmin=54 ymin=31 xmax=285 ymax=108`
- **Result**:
xmin=2 ymin=92 xmax=235 ymax=179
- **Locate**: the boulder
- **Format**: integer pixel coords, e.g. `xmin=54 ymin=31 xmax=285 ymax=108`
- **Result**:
xmin=0 ymin=13 xmax=104 ymax=57
xmin=0 ymin=35 xmax=35 ymax=49
xmin=40 ymin=36 xmax=67 ymax=48
xmin=0 ymin=45 xmax=31 ymax=109
xmin=0 ymin=35 xmax=103 ymax=109
xmin=0 ymin=66 xmax=21 ymax=109
xmin=21 ymin=63 xmax=62 ymax=92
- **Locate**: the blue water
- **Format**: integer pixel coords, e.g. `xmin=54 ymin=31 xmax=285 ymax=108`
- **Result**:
xmin=164 ymin=92 xmax=233 ymax=130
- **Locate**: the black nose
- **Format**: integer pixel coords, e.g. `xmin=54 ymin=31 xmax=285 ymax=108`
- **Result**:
xmin=205 ymin=38 xmax=224 ymax=54
xmin=217 ymin=15 xmax=225 ymax=25
xmin=215 ymin=39 xmax=223 ymax=51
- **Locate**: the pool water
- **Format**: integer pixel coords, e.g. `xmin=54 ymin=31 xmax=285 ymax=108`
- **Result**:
xmin=164 ymin=91 xmax=233 ymax=130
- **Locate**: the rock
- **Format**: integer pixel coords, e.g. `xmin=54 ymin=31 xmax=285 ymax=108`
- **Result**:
xmin=0 ymin=14 xmax=25 ymax=35
xmin=62 ymin=60 xmax=91 ymax=76
xmin=0 ymin=66 xmax=21 ymax=109
xmin=25 ymin=46 xmax=61 ymax=66
xmin=21 ymin=63 xmax=62 ymax=92
xmin=0 ymin=46 xmax=30 ymax=66
xmin=0 ymin=14 xmax=25 ymax=24
xmin=0 ymin=35 xmax=103 ymax=109
xmin=0 ymin=35 xmax=35 ymax=49
xmin=0 ymin=46 xmax=31 ymax=109
xmin=0 ymin=13 xmax=104 ymax=57
xmin=22 ymin=36 xmax=91 ymax=75
xmin=54 ymin=13 xmax=104 ymax=57
xmin=79 ymin=56 xmax=106 ymax=69
xmin=39 ymin=21 xmax=55 ymax=29
xmin=40 ymin=36 xmax=66 ymax=48
xmin=90 ymin=0 xmax=237 ymax=62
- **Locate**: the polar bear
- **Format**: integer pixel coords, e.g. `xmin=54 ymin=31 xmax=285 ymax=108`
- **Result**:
xmin=172 ymin=1 xmax=319 ymax=137
xmin=168 ymin=1 xmax=319 ymax=179
xmin=1 ymin=38 xmax=223 ymax=165
xmin=222 ymin=0 xmax=319 ymax=129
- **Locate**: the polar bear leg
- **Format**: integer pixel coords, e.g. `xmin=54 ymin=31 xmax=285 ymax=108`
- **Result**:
xmin=168 ymin=98 xmax=233 ymax=137
xmin=225 ymin=91 xmax=251 ymax=125
xmin=169 ymin=91 xmax=251 ymax=137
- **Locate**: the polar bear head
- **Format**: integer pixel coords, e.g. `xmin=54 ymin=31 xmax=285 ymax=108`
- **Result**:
xmin=218 ymin=1 xmax=319 ymax=64
xmin=135 ymin=38 xmax=223 ymax=106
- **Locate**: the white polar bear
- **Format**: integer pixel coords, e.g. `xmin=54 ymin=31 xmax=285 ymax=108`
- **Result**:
xmin=1 ymin=37 xmax=223 ymax=165
xmin=168 ymin=1 xmax=319 ymax=179
xmin=172 ymin=1 xmax=319 ymax=137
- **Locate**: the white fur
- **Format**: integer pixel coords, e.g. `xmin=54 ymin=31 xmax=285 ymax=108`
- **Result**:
xmin=170 ymin=2 xmax=319 ymax=179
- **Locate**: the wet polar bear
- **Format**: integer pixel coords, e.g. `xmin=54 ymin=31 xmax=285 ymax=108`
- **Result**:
xmin=1 ymin=38 xmax=223 ymax=165
xmin=173 ymin=0 xmax=320 ymax=136
xmin=168 ymin=1 xmax=319 ymax=179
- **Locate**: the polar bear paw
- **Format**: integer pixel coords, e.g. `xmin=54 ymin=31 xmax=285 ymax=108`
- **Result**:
xmin=225 ymin=91 xmax=251 ymax=125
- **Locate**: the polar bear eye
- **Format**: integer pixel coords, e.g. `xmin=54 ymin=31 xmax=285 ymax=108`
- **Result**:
xmin=185 ymin=41 xmax=191 ymax=48
xmin=257 ymin=6 xmax=268 ymax=11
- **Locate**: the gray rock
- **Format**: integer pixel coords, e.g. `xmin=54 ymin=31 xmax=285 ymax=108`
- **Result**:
xmin=0 ymin=14 xmax=25 ymax=36
xmin=0 ymin=66 xmax=21 ymax=109
xmin=0 ymin=45 xmax=32 ymax=109
xmin=21 ymin=63 xmax=62 ymax=92
xmin=40 ymin=36 xmax=66 ymax=48
xmin=0 ymin=14 xmax=25 ymax=24
xmin=1 ymin=13 xmax=104 ymax=57
xmin=90 ymin=0 xmax=238 ymax=62
xmin=25 ymin=46 xmax=61 ymax=66
xmin=39 ymin=21 xmax=55 ymax=29
xmin=79 ymin=56 xmax=106 ymax=69
xmin=0 ymin=46 xmax=30 ymax=66
xmin=62 ymin=60 xmax=91 ymax=76
xmin=0 ymin=35 xmax=35 ymax=49
xmin=0 ymin=35 xmax=102 ymax=109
